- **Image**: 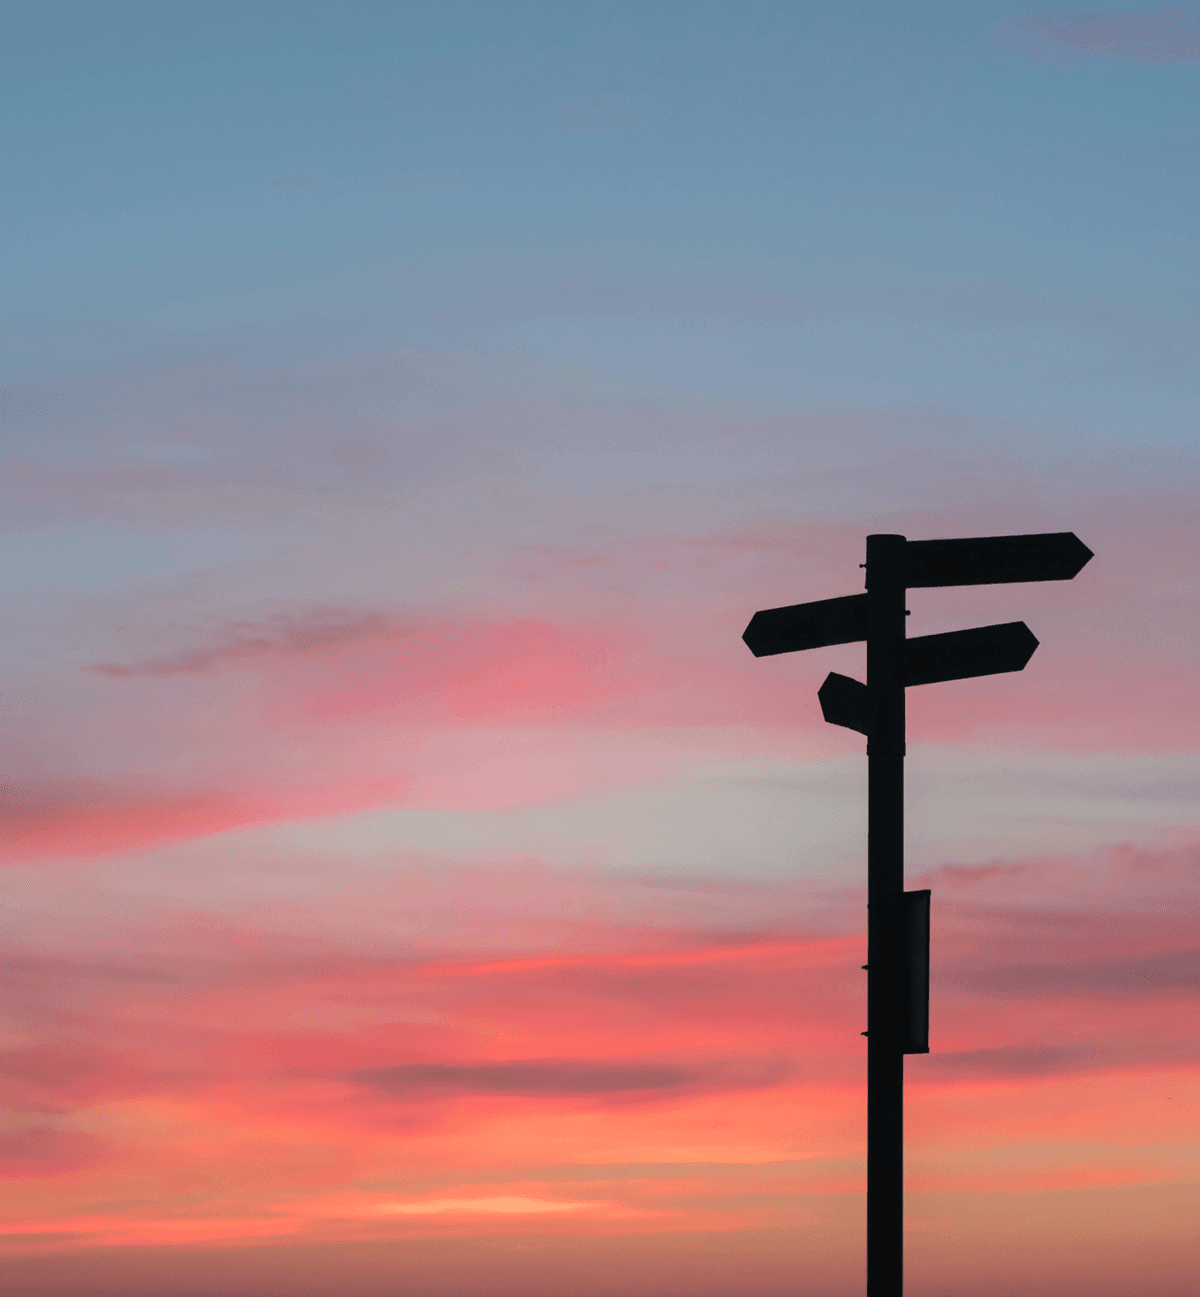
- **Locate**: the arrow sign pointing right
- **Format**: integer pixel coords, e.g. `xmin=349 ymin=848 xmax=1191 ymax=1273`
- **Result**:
xmin=905 ymin=532 xmax=1092 ymax=588
xmin=905 ymin=621 xmax=1038 ymax=687
xmin=818 ymin=624 xmax=1037 ymax=733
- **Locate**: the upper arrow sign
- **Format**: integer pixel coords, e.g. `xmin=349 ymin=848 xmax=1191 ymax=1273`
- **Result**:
xmin=905 ymin=532 xmax=1092 ymax=588
xmin=743 ymin=592 xmax=868 ymax=658
xmin=905 ymin=621 xmax=1038 ymax=687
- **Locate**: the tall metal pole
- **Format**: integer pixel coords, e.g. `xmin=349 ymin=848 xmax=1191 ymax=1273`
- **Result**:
xmin=866 ymin=533 xmax=907 ymax=1297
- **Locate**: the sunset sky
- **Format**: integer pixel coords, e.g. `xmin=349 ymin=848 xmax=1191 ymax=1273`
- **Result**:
xmin=2 ymin=3 xmax=1198 ymax=1295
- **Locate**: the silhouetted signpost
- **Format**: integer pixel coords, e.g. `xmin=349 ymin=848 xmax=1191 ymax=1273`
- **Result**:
xmin=742 ymin=531 xmax=1093 ymax=1297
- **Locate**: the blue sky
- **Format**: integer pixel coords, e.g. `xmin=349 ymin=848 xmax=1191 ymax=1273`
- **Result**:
xmin=5 ymin=1 xmax=1199 ymax=446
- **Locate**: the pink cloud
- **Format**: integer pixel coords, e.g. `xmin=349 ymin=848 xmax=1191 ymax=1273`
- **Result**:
xmin=0 ymin=781 xmax=264 ymax=864
xmin=0 ymin=774 xmax=410 ymax=865
xmin=305 ymin=619 xmax=633 ymax=726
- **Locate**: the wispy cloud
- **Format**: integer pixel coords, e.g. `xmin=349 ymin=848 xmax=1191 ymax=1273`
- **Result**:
xmin=265 ymin=173 xmax=322 ymax=190
xmin=0 ymin=1128 xmax=108 ymax=1178
xmin=86 ymin=609 xmax=411 ymax=678
xmin=0 ymin=773 xmax=410 ymax=865
xmin=436 ymin=275 xmax=1200 ymax=357
xmin=0 ymin=780 xmax=263 ymax=864
xmin=352 ymin=1056 xmax=791 ymax=1100
xmin=383 ymin=1195 xmax=592 ymax=1215
xmin=997 ymin=6 xmax=1200 ymax=62
xmin=956 ymin=948 xmax=1200 ymax=996
xmin=919 ymin=1037 xmax=1200 ymax=1079
xmin=556 ymin=97 xmax=648 ymax=136
xmin=392 ymin=171 xmax=457 ymax=196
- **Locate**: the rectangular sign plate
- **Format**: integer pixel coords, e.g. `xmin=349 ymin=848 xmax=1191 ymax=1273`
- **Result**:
xmin=905 ymin=621 xmax=1038 ymax=687
xmin=904 ymin=889 xmax=930 ymax=1055
xmin=743 ymin=592 xmax=868 ymax=658
xmin=905 ymin=532 xmax=1092 ymax=588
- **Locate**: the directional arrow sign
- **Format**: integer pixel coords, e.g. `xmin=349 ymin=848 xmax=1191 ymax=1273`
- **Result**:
xmin=743 ymin=592 xmax=868 ymax=658
xmin=905 ymin=532 xmax=1092 ymax=588
xmin=905 ymin=621 xmax=1038 ymax=687
xmin=819 ymin=671 xmax=869 ymax=734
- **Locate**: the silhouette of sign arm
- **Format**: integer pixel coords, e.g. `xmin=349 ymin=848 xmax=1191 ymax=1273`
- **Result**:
xmin=904 ymin=621 xmax=1039 ymax=686
xmin=742 ymin=593 xmax=868 ymax=657
xmin=819 ymin=671 xmax=869 ymax=734
xmin=905 ymin=532 xmax=1092 ymax=588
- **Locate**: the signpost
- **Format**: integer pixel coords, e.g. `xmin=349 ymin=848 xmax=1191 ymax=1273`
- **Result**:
xmin=742 ymin=531 xmax=1092 ymax=1297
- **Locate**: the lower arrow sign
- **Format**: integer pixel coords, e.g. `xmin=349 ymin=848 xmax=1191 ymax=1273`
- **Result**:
xmin=819 ymin=672 xmax=869 ymax=734
xmin=905 ymin=621 xmax=1038 ymax=687
xmin=817 ymin=624 xmax=1038 ymax=736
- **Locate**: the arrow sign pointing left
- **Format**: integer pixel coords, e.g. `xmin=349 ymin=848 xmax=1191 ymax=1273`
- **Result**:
xmin=743 ymin=592 xmax=868 ymax=657
xmin=905 ymin=621 xmax=1038 ymax=687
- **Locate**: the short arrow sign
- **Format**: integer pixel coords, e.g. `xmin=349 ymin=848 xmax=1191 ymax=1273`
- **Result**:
xmin=905 ymin=621 xmax=1038 ymax=687
xmin=743 ymin=592 xmax=868 ymax=658
xmin=819 ymin=623 xmax=1038 ymax=732
xmin=905 ymin=531 xmax=1093 ymax=589
xmin=819 ymin=671 xmax=869 ymax=734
